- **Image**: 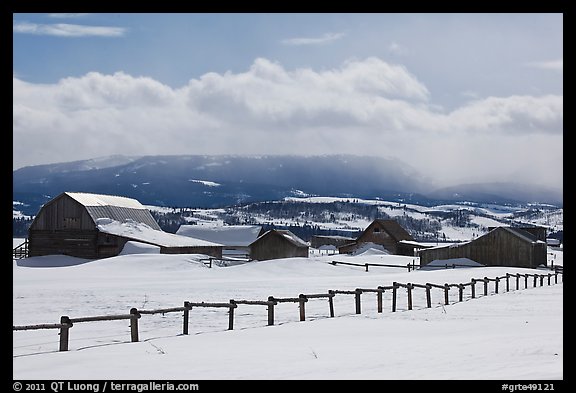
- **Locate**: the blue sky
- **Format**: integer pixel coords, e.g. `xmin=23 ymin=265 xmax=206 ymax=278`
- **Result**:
xmin=13 ymin=13 xmax=563 ymax=191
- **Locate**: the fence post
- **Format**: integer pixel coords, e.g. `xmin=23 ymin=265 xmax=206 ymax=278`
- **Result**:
xmin=376 ymin=287 xmax=383 ymax=313
xmin=392 ymin=282 xmax=398 ymax=312
xmin=355 ymin=289 xmax=362 ymax=314
xmin=547 ymin=273 xmax=551 ymax=286
xmin=539 ymin=275 xmax=544 ymax=287
xmin=495 ymin=278 xmax=499 ymax=294
xmin=444 ymin=283 xmax=449 ymax=305
xmin=183 ymin=301 xmax=191 ymax=335
xmin=524 ymin=274 xmax=528 ymax=289
xmin=407 ymin=263 xmax=411 ymax=272
xmin=425 ymin=284 xmax=432 ymax=308
xmin=228 ymin=300 xmax=235 ymax=330
xmin=407 ymin=284 xmax=413 ymax=310
xmin=365 ymin=263 xmax=369 ymax=272
xmin=483 ymin=277 xmax=488 ymax=296
xmin=516 ymin=273 xmax=520 ymax=290
xmin=458 ymin=284 xmax=464 ymax=302
xmin=471 ymin=279 xmax=476 ymax=299
xmin=554 ymin=272 xmax=558 ymax=284
xmin=505 ymin=274 xmax=510 ymax=292
xmin=299 ymin=294 xmax=306 ymax=321
xmin=267 ymin=296 xmax=275 ymax=326
xmin=59 ymin=316 xmax=71 ymax=352
xmin=130 ymin=308 xmax=140 ymax=343
xmin=328 ymin=290 xmax=335 ymax=317
xmin=533 ymin=275 xmax=537 ymax=288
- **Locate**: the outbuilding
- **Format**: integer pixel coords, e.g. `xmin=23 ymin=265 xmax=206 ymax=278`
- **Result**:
xmin=249 ymin=229 xmax=309 ymax=261
xmin=176 ymin=225 xmax=264 ymax=258
xmin=338 ymin=219 xmax=415 ymax=255
xmin=418 ymin=226 xmax=547 ymax=269
xmin=28 ymin=192 xmax=222 ymax=259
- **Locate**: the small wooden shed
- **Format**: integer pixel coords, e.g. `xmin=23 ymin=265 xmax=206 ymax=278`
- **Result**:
xmin=28 ymin=192 xmax=222 ymax=259
xmin=177 ymin=225 xmax=264 ymax=259
xmin=338 ymin=219 xmax=415 ymax=255
xmin=418 ymin=226 xmax=547 ymax=269
xmin=249 ymin=229 xmax=309 ymax=261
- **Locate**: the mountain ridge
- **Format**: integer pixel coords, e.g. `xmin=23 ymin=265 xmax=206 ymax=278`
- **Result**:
xmin=13 ymin=154 xmax=562 ymax=216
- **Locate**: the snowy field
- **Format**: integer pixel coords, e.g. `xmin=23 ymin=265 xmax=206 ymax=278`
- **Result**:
xmin=13 ymin=240 xmax=563 ymax=380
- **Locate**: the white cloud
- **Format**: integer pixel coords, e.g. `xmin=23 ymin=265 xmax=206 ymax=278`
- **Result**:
xmin=13 ymin=22 xmax=126 ymax=37
xmin=47 ymin=14 xmax=91 ymax=18
xmin=281 ymin=32 xmax=345 ymax=46
xmin=13 ymin=57 xmax=563 ymax=191
xmin=388 ymin=41 xmax=408 ymax=55
xmin=524 ymin=59 xmax=563 ymax=72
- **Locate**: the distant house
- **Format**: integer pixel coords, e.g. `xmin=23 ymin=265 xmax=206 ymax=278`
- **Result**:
xmin=250 ymin=229 xmax=309 ymax=261
xmin=28 ymin=192 xmax=223 ymax=259
xmin=338 ymin=219 xmax=415 ymax=256
xmin=418 ymin=226 xmax=547 ymax=269
xmin=176 ymin=225 xmax=264 ymax=258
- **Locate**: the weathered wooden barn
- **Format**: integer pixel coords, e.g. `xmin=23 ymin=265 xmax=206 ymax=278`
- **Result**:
xmin=28 ymin=192 xmax=223 ymax=259
xmin=418 ymin=226 xmax=547 ymax=268
xmin=249 ymin=229 xmax=309 ymax=261
xmin=338 ymin=219 xmax=415 ymax=256
xmin=176 ymin=225 xmax=264 ymax=259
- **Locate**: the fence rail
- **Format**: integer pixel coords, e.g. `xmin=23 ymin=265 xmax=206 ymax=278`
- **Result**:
xmin=331 ymin=260 xmax=417 ymax=272
xmin=13 ymin=270 xmax=563 ymax=353
xmin=13 ymin=240 xmax=29 ymax=259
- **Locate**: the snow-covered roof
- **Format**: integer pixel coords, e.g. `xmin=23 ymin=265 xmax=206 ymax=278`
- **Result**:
xmin=252 ymin=229 xmax=309 ymax=248
xmin=60 ymin=192 xmax=162 ymax=230
xmin=398 ymin=240 xmax=432 ymax=247
xmin=277 ymin=230 xmax=309 ymax=247
xmin=176 ymin=225 xmax=262 ymax=247
xmin=97 ymin=219 xmax=223 ymax=248
xmin=66 ymin=192 xmax=145 ymax=209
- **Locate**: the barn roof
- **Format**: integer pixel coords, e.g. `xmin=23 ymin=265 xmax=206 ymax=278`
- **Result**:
xmin=176 ymin=225 xmax=262 ymax=247
xmin=369 ymin=219 xmax=414 ymax=241
xmin=66 ymin=192 xmax=145 ymax=209
xmin=496 ymin=226 xmax=544 ymax=243
xmin=252 ymin=229 xmax=309 ymax=248
xmin=96 ymin=218 xmax=223 ymax=248
xmin=276 ymin=230 xmax=309 ymax=248
xmin=64 ymin=192 xmax=161 ymax=230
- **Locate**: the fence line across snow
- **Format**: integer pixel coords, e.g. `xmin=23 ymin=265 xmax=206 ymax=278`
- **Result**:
xmin=13 ymin=271 xmax=562 ymax=353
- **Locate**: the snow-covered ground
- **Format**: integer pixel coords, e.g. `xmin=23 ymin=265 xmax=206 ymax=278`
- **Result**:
xmin=13 ymin=242 xmax=563 ymax=380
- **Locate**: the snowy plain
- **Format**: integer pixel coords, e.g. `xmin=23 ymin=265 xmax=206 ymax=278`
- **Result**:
xmin=13 ymin=238 xmax=563 ymax=380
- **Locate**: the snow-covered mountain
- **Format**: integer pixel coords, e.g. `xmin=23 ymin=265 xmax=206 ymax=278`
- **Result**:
xmin=13 ymin=154 xmax=562 ymax=218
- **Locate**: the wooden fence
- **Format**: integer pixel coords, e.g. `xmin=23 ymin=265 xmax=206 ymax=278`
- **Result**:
xmin=12 ymin=240 xmax=29 ymax=259
xmin=13 ymin=271 xmax=563 ymax=352
xmin=331 ymin=260 xmax=418 ymax=272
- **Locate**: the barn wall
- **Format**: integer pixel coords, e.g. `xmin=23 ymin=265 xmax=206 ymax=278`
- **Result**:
xmin=96 ymin=233 xmax=127 ymax=258
xmin=28 ymin=229 xmax=99 ymax=259
xmin=30 ymin=195 xmax=95 ymax=231
xmin=251 ymin=233 xmax=308 ymax=261
xmin=357 ymin=222 xmax=398 ymax=252
xmin=160 ymin=246 xmax=222 ymax=258
xmin=310 ymin=236 xmax=355 ymax=249
xmin=419 ymin=228 xmax=547 ymax=268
